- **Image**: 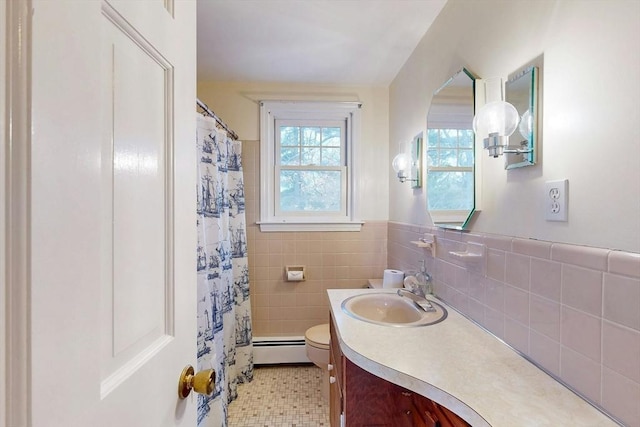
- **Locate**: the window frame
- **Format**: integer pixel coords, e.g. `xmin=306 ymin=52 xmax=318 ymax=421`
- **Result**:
xmin=259 ymin=101 xmax=362 ymax=232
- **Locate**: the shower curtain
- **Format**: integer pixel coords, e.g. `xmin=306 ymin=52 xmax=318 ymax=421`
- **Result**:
xmin=196 ymin=114 xmax=253 ymax=426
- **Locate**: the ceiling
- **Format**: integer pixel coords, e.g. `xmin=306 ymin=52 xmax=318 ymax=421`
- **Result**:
xmin=197 ymin=0 xmax=448 ymax=86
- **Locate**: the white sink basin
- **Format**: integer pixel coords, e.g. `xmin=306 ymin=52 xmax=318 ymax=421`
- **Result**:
xmin=341 ymin=292 xmax=447 ymax=327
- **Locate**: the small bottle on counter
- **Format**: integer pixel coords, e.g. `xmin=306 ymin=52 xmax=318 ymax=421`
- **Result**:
xmin=415 ymin=259 xmax=432 ymax=295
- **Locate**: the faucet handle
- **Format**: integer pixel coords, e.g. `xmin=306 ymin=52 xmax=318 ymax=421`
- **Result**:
xmin=397 ymin=288 xmax=435 ymax=312
xmin=402 ymin=276 xmax=425 ymax=297
xmin=403 ymin=275 xmax=420 ymax=288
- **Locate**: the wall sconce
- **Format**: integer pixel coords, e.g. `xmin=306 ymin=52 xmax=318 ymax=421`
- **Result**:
xmin=472 ymin=100 xmax=532 ymax=158
xmin=474 ymin=64 xmax=539 ymax=168
xmin=392 ymin=152 xmax=412 ymax=182
xmin=392 ymin=133 xmax=422 ymax=188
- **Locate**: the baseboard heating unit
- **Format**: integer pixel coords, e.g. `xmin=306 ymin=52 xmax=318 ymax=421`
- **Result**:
xmin=253 ymin=336 xmax=311 ymax=365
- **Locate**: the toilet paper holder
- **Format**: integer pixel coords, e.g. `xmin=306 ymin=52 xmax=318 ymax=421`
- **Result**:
xmin=285 ymin=265 xmax=306 ymax=281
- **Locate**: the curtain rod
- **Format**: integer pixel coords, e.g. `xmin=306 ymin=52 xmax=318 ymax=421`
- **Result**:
xmin=196 ymin=98 xmax=239 ymax=140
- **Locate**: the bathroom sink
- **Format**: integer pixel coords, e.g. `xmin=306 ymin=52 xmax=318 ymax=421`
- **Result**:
xmin=341 ymin=292 xmax=447 ymax=327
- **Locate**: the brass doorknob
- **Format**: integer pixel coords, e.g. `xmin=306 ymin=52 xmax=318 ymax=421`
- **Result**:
xmin=178 ymin=365 xmax=215 ymax=399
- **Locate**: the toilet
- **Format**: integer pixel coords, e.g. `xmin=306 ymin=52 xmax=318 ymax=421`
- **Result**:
xmin=305 ymin=323 xmax=330 ymax=401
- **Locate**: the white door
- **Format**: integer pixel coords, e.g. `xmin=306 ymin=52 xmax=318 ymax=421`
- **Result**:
xmin=29 ymin=0 xmax=198 ymax=425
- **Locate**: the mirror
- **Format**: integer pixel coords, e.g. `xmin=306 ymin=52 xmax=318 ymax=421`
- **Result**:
xmin=504 ymin=66 xmax=538 ymax=169
xmin=426 ymin=68 xmax=476 ymax=229
xmin=410 ymin=132 xmax=422 ymax=189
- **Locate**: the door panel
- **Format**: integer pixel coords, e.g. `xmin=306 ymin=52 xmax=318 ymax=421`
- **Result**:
xmin=101 ymin=6 xmax=174 ymax=395
xmin=30 ymin=0 xmax=196 ymax=425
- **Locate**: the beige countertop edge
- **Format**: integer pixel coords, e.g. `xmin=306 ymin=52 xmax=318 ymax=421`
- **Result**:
xmin=328 ymin=288 xmax=619 ymax=427
xmin=336 ymin=330 xmax=490 ymax=427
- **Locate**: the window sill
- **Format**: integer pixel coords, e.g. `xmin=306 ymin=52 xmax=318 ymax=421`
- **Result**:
xmin=257 ymin=221 xmax=364 ymax=232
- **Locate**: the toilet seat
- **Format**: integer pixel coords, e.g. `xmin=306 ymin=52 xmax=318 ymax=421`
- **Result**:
xmin=305 ymin=323 xmax=330 ymax=351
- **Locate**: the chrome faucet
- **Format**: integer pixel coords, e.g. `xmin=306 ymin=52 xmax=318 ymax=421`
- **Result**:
xmin=397 ymin=288 xmax=436 ymax=312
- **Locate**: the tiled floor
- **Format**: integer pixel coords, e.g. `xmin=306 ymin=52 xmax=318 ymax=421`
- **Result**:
xmin=227 ymin=364 xmax=330 ymax=427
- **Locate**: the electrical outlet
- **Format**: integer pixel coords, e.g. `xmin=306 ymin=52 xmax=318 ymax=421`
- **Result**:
xmin=545 ymin=179 xmax=568 ymax=221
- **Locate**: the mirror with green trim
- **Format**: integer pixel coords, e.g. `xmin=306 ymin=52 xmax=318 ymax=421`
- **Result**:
xmin=426 ymin=68 xmax=476 ymax=229
xmin=504 ymin=66 xmax=538 ymax=169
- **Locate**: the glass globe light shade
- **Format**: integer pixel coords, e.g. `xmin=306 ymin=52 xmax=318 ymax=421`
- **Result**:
xmin=392 ymin=153 xmax=410 ymax=173
xmin=518 ymin=109 xmax=533 ymax=141
xmin=472 ymin=101 xmax=519 ymax=138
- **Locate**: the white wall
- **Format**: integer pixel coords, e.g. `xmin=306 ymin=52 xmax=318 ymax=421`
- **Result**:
xmin=390 ymin=0 xmax=640 ymax=253
xmin=197 ymin=81 xmax=390 ymax=221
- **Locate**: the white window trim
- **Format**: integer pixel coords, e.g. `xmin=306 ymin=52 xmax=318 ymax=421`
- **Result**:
xmin=259 ymin=100 xmax=363 ymax=232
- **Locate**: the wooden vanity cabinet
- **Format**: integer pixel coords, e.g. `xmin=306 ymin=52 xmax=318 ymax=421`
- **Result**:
xmin=329 ymin=315 xmax=470 ymax=427
xmin=329 ymin=322 xmax=343 ymax=427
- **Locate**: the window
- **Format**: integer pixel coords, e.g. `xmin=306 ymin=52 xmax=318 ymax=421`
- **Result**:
xmin=259 ymin=101 xmax=362 ymax=232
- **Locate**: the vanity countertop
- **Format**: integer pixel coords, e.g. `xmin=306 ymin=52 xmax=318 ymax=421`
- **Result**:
xmin=328 ymin=288 xmax=618 ymax=427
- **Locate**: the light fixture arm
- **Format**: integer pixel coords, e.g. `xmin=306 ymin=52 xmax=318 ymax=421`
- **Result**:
xmin=503 ymin=139 xmax=533 ymax=156
xmin=503 ymin=148 xmax=533 ymax=154
xmin=396 ymin=171 xmax=418 ymax=184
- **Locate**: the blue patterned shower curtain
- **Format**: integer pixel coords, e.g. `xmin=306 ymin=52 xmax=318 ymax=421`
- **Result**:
xmin=196 ymin=114 xmax=253 ymax=426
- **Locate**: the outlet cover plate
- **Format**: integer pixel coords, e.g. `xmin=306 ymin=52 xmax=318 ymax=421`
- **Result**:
xmin=545 ymin=179 xmax=568 ymax=221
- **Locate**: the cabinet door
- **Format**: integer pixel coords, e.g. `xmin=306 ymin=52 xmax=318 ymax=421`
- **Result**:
xmin=343 ymin=357 xmax=471 ymax=427
xmin=344 ymin=358 xmax=414 ymax=426
xmin=329 ymin=339 xmax=342 ymax=427
xmin=412 ymin=393 xmax=470 ymax=427
xmin=330 ymin=313 xmax=469 ymax=427
xmin=395 ymin=390 xmax=434 ymax=427
xmin=330 ymin=316 xmax=344 ymax=427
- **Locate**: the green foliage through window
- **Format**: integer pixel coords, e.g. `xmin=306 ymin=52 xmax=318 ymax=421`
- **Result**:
xmin=427 ymin=128 xmax=474 ymax=211
xmin=279 ymin=170 xmax=341 ymax=212
xmin=277 ymin=123 xmax=345 ymax=214
xmin=279 ymin=126 xmax=342 ymax=167
xmin=427 ymin=128 xmax=474 ymax=168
